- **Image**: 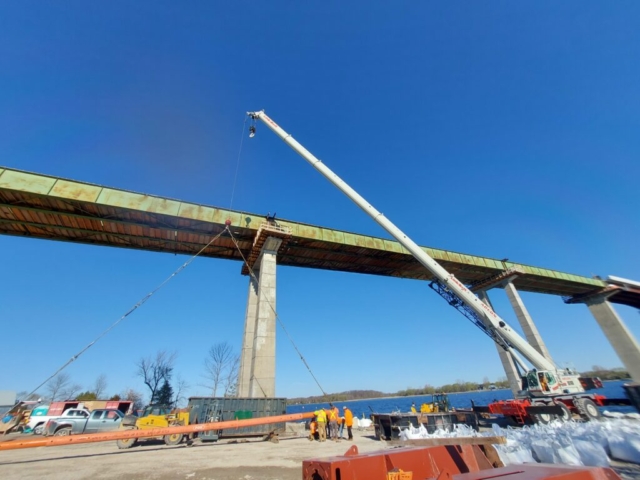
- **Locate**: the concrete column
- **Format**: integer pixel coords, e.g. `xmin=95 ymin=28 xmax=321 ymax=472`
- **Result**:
xmin=478 ymin=291 xmax=522 ymax=397
xmin=237 ymin=267 xmax=260 ymax=397
xmin=503 ymin=281 xmax=554 ymax=363
xmin=586 ymin=296 xmax=640 ymax=382
xmin=248 ymin=237 xmax=282 ymax=398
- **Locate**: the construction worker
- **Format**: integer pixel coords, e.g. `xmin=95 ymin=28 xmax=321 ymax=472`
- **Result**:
xmin=324 ymin=406 xmax=332 ymax=439
xmin=343 ymin=406 xmax=354 ymax=440
xmin=328 ymin=404 xmax=340 ymax=441
xmin=308 ymin=416 xmax=318 ymax=441
xmin=538 ymin=372 xmax=549 ymax=392
xmin=411 ymin=402 xmax=417 ymax=413
xmin=314 ymin=408 xmax=327 ymax=442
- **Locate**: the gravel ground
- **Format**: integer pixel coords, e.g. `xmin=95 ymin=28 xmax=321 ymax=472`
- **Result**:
xmin=0 ymin=426 xmax=387 ymax=480
xmin=0 ymin=423 xmax=637 ymax=480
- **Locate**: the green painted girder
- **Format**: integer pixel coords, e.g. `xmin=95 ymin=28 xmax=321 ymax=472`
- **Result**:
xmin=0 ymin=167 xmax=607 ymax=298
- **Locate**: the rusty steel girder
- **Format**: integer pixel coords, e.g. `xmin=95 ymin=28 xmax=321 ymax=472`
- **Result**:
xmin=302 ymin=445 xmax=621 ymax=480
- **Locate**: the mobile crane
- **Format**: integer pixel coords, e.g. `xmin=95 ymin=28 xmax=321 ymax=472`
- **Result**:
xmin=247 ymin=109 xmax=613 ymax=425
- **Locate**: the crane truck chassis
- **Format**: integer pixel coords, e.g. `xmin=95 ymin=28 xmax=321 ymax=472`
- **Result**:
xmin=247 ymin=109 xmax=630 ymax=425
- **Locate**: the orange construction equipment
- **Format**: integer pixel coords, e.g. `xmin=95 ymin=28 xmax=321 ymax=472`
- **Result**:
xmin=303 ymin=444 xmax=622 ymax=480
xmin=0 ymin=411 xmax=314 ymax=451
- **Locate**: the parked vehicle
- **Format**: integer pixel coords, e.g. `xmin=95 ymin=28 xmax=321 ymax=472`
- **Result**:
xmin=27 ymin=407 xmax=89 ymax=435
xmin=44 ymin=409 xmax=124 ymax=436
xmin=26 ymin=400 xmax=132 ymax=435
xmin=116 ymin=404 xmax=190 ymax=449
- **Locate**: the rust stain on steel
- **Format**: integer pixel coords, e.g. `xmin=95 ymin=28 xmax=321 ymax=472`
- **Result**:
xmin=320 ymin=227 xmax=344 ymax=243
xmin=0 ymin=167 xmax=614 ymax=298
xmin=177 ymin=202 xmax=216 ymax=223
xmin=0 ymin=170 xmax=56 ymax=195
xmin=97 ymin=188 xmax=182 ymax=216
xmin=50 ymin=180 xmax=102 ymax=202
xmin=297 ymin=224 xmax=321 ymax=239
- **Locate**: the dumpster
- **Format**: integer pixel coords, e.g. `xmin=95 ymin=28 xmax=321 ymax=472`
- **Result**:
xmin=370 ymin=411 xmax=479 ymax=440
xmin=188 ymin=397 xmax=287 ymax=441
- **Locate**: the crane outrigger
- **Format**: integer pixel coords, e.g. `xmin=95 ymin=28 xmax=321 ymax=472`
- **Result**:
xmin=247 ymin=109 xmax=614 ymax=424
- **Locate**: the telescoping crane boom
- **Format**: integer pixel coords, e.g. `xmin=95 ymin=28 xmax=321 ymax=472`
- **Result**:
xmin=247 ymin=109 xmax=612 ymax=424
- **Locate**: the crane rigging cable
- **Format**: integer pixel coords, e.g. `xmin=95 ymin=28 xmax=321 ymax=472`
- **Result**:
xmin=20 ymin=228 xmax=227 ymax=402
xmin=227 ymin=229 xmax=329 ymax=399
xmin=22 ymin=115 xmax=326 ymax=404
xmin=229 ymin=115 xmax=248 ymax=210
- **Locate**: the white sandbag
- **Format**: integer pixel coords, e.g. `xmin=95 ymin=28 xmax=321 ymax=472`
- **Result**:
xmin=574 ymin=440 xmax=610 ymax=467
xmin=555 ymin=440 xmax=583 ymax=466
xmin=609 ymin=433 xmax=640 ymax=464
xmin=532 ymin=440 xmax=558 ymax=464
xmin=603 ymin=411 xmax=624 ymax=418
xmin=359 ymin=418 xmax=372 ymax=428
xmin=494 ymin=444 xmax=535 ymax=466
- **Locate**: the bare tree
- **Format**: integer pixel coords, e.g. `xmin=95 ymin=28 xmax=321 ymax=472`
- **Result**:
xmin=120 ymin=388 xmax=145 ymax=413
xmin=173 ymin=375 xmax=189 ymax=408
xmin=45 ymin=373 xmax=80 ymax=402
xmin=16 ymin=391 xmax=40 ymax=402
xmin=94 ymin=374 xmax=108 ymax=399
xmin=203 ymin=342 xmax=235 ymax=397
xmin=60 ymin=381 xmax=82 ymax=400
xmin=223 ymin=355 xmax=240 ymax=397
xmin=136 ymin=350 xmax=176 ymax=403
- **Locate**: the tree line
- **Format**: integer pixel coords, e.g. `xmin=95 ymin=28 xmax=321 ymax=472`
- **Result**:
xmin=20 ymin=341 xmax=240 ymax=411
xmin=287 ymin=367 xmax=629 ymax=404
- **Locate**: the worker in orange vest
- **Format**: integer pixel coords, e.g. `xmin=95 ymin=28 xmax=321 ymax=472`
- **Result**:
xmin=343 ymin=406 xmax=354 ymax=440
xmin=308 ymin=416 xmax=318 ymax=441
xmin=328 ymin=404 xmax=340 ymax=441
xmin=314 ymin=409 xmax=327 ymax=442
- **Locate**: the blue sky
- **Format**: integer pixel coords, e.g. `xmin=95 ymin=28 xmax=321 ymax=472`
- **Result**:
xmin=1 ymin=2 xmax=639 ymax=401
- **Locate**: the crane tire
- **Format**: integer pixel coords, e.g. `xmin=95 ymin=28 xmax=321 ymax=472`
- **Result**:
xmin=578 ymin=398 xmax=602 ymax=421
xmin=530 ymin=412 xmax=553 ymax=425
xmin=555 ymin=402 xmax=573 ymax=422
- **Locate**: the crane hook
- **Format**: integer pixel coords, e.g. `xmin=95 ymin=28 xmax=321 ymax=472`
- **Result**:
xmin=249 ymin=125 xmax=256 ymax=138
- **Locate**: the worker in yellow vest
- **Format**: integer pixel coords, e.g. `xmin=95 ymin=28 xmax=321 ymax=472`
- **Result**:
xmin=314 ymin=409 xmax=327 ymax=442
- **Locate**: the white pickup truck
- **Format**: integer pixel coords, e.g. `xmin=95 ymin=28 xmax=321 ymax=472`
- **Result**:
xmin=27 ymin=407 xmax=90 ymax=435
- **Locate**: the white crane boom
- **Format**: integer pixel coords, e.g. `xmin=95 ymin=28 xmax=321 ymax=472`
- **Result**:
xmin=248 ymin=110 xmax=556 ymax=372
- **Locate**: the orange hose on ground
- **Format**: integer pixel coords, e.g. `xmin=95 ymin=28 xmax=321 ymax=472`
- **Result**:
xmin=0 ymin=412 xmax=315 ymax=451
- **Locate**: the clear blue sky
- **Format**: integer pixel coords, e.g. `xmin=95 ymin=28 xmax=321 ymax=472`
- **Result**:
xmin=1 ymin=2 xmax=638 ymax=401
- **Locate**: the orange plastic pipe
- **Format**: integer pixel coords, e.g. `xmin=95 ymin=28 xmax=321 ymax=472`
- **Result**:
xmin=0 ymin=411 xmax=315 ymax=451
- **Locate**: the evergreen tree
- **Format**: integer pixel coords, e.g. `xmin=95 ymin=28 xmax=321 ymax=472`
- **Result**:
xmin=155 ymin=380 xmax=174 ymax=406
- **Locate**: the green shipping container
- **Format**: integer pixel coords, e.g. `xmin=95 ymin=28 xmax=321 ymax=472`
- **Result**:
xmin=187 ymin=397 xmax=287 ymax=441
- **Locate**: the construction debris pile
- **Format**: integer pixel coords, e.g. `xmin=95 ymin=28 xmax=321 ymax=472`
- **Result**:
xmin=399 ymin=415 xmax=640 ymax=467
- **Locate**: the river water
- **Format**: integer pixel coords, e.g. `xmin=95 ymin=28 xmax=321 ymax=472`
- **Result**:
xmin=286 ymin=380 xmax=633 ymax=419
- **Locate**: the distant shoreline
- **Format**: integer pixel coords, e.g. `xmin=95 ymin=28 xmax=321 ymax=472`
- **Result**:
xmin=287 ymin=388 xmax=512 ymax=406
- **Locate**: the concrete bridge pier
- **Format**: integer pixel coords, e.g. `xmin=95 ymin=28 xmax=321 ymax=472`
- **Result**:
xmin=503 ymin=281 xmax=554 ymax=363
xmin=477 ymin=290 xmax=521 ymax=396
xmin=237 ymin=237 xmax=283 ymax=398
xmin=582 ymin=294 xmax=640 ymax=382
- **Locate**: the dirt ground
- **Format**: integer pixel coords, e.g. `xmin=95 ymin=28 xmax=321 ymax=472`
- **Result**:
xmin=1 ymin=423 xmax=637 ymax=480
xmin=0 ymin=425 xmax=390 ymax=480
